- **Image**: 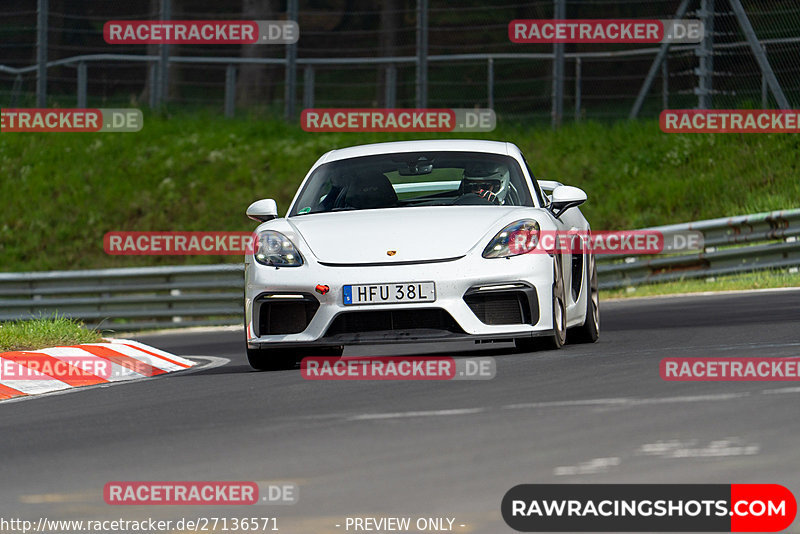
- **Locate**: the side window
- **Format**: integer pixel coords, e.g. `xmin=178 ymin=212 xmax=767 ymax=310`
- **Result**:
xmin=520 ymin=155 xmax=547 ymax=208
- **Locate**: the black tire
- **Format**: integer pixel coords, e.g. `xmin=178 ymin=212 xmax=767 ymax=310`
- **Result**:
xmin=246 ymin=347 xmax=298 ymax=371
xmin=569 ymin=253 xmax=600 ymax=344
xmin=546 ymin=256 xmax=568 ymax=349
xmin=515 ymin=256 xmax=567 ymax=352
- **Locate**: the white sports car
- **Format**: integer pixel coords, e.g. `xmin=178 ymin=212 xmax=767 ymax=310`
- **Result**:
xmin=244 ymin=140 xmax=598 ymax=370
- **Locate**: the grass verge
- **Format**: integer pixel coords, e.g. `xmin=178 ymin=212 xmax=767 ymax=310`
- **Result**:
xmin=0 ymin=316 xmax=104 ymax=352
xmin=1 ymin=112 xmax=799 ymax=272
xmin=601 ymin=268 xmax=800 ymax=300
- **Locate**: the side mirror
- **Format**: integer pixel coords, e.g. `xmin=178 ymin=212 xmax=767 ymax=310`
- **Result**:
xmin=537 ymin=180 xmax=563 ymax=194
xmin=246 ymin=199 xmax=279 ymax=222
xmin=549 ymin=185 xmax=587 ymax=219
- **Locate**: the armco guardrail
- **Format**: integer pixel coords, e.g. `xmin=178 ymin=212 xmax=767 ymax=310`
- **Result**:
xmin=598 ymin=208 xmax=800 ymax=289
xmin=0 ymin=209 xmax=798 ymax=330
xmin=0 ymin=264 xmax=244 ymax=331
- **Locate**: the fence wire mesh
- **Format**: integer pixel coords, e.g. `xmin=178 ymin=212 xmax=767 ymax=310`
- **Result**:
xmin=1 ymin=0 xmax=799 ymax=122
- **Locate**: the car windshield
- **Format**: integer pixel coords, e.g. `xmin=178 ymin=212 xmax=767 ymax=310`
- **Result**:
xmin=289 ymin=151 xmax=535 ymax=216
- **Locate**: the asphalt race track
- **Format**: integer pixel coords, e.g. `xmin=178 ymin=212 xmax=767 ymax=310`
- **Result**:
xmin=1 ymin=289 xmax=800 ymax=533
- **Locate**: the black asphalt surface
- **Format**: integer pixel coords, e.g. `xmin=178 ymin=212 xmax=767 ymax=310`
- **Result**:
xmin=1 ymin=289 xmax=800 ymax=533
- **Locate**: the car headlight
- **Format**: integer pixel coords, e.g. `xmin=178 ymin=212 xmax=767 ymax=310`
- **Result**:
xmin=254 ymin=230 xmax=304 ymax=267
xmin=482 ymin=220 xmax=540 ymax=258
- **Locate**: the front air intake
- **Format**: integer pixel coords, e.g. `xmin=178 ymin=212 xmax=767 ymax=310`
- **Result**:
xmin=324 ymin=308 xmax=462 ymax=337
xmin=463 ymin=285 xmax=538 ymax=325
xmin=255 ymin=294 xmax=319 ymax=335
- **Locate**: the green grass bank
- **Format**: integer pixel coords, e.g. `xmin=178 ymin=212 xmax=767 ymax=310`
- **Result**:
xmin=1 ymin=113 xmax=799 ymax=273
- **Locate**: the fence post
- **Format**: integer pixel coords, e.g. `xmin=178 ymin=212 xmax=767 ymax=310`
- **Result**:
xmin=696 ymin=0 xmax=714 ymax=109
xmin=415 ymin=0 xmax=428 ymax=108
xmin=629 ymin=0 xmax=691 ymax=118
xmin=574 ymin=56 xmax=581 ymax=122
xmin=729 ymin=0 xmax=789 ymax=109
xmin=729 ymin=1 xmax=789 ymax=109
xmin=760 ymin=44 xmax=768 ymax=108
xmin=385 ymin=64 xmax=397 ymax=108
xmin=77 ymin=62 xmax=87 ymax=108
xmin=158 ymin=0 xmax=171 ymax=106
xmin=284 ymin=0 xmax=298 ymax=120
xmin=303 ymin=65 xmax=315 ymax=109
xmin=487 ymin=57 xmax=494 ymax=110
xmin=224 ymin=64 xmax=236 ymax=118
xmin=551 ymin=0 xmax=565 ymax=128
xmin=661 ymin=56 xmax=668 ymax=109
xmin=36 ymin=0 xmax=48 ymax=107
xmin=11 ymin=75 xmax=23 ymax=106
xmin=148 ymin=63 xmax=157 ymax=109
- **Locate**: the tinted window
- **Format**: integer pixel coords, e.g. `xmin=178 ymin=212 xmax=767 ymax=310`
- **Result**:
xmin=290 ymin=151 xmax=534 ymax=216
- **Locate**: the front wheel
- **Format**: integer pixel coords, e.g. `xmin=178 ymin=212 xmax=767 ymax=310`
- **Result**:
xmin=569 ymin=254 xmax=599 ymax=344
xmin=545 ymin=256 xmax=568 ymax=349
xmin=515 ymin=257 xmax=567 ymax=352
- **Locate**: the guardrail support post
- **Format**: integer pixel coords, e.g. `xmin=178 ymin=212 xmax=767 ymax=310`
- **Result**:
xmin=303 ymin=65 xmax=314 ymax=109
xmin=36 ymin=0 xmax=48 ymax=107
xmin=77 ymin=62 xmax=87 ymax=108
xmin=224 ymin=64 xmax=236 ymax=118
xmin=385 ymin=64 xmax=397 ymax=108
xmin=170 ymin=288 xmax=182 ymax=323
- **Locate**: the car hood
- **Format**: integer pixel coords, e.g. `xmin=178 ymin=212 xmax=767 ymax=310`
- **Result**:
xmin=287 ymin=206 xmax=525 ymax=264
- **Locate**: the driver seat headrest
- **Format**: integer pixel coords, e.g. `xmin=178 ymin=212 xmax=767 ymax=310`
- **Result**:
xmin=344 ymin=172 xmax=398 ymax=209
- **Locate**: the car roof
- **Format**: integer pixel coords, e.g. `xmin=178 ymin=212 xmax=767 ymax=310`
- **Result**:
xmin=318 ymin=139 xmax=517 ymax=164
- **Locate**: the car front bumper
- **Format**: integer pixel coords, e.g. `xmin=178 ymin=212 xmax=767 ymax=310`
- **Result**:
xmin=244 ymin=252 xmax=556 ymax=348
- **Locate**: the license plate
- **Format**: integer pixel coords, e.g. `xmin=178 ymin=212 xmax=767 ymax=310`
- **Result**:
xmin=343 ymin=282 xmax=436 ymax=306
